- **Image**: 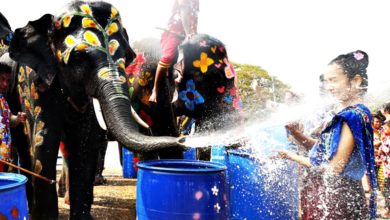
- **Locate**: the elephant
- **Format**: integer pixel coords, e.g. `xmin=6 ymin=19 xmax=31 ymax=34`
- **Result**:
xmin=126 ymin=34 xmax=243 ymax=159
xmin=2 ymin=1 xmax=185 ymax=219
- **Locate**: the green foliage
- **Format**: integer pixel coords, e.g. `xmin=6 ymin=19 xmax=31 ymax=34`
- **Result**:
xmin=233 ymin=63 xmax=290 ymax=115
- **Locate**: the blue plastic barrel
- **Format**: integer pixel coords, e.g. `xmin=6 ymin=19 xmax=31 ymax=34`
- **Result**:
xmin=210 ymin=125 xmax=299 ymax=219
xmin=210 ymin=145 xmax=227 ymax=164
xmin=0 ymin=173 xmax=29 ymax=219
xmin=183 ymin=148 xmax=197 ymax=160
xmin=136 ymin=160 xmax=229 ymax=220
xmin=122 ymin=148 xmax=138 ymax=178
xmin=227 ymin=150 xmax=299 ymax=219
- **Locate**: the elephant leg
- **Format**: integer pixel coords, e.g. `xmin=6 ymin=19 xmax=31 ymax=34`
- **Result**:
xmin=66 ymin=106 xmax=100 ymax=219
xmin=10 ymin=124 xmax=34 ymax=212
xmin=94 ymin=138 xmax=108 ymax=185
xmin=29 ymin=91 xmax=65 ymax=219
xmin=31 ymin=127 xmax=62 ymax=219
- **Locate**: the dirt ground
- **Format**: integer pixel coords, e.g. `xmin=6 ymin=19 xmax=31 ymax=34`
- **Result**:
xmin=57 ymin=168 xmax=136 ymax=220
xmin=55 ymin=168 xmax=389 ymax=220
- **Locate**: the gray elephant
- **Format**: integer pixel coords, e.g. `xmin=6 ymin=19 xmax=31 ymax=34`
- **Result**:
xmin=4 ymin=1 xmax=184 ymax=219
xmin=126 ymin=34 xmax=243 ymax=159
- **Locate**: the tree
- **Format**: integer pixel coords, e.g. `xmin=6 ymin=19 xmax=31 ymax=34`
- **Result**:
xmin=234 ymin=63 xmax=290 ymax=117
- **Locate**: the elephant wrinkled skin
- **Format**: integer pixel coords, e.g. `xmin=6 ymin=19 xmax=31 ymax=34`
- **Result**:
xmin=2 ymin=1 xmax=185 ymax=219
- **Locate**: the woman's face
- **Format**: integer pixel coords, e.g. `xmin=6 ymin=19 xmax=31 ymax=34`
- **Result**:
xmin=372 ymin=117 xmax=382 ymax=130
xmin=323 ymin=63 xmax=360 ymax=102
xmin=384 ymin=124 xmax=390 ymax=135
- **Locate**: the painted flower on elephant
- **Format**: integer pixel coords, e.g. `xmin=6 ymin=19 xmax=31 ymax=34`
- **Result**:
xmin=116 ymin=58 xmax=125 ymax=71
xmin=83 ymin=31 xmax=101 ymax=47
xmin=193 ymin=52 xmax=214 ymax=74
xmin=24 ymin=99 xmax=32 ymax=114
xmin=82 ymin=18 xmax=97 ymax=29
xmin=80 ymin=4 xmax=93 ymax=16
xmin=108 ymin=39 xmax=119 ymax=56
xmin=18 ymin=66 xmax=25 ymax=82
xmin=106 ymin=23 xmax=119 ymax=36
xmin=179 ymin=80 xmax=204 ymax=111
xmin=111 ymin=7 xmax=119 ymax=19
xmin=34 ymin=107 xmax=42 ymax=117
xmin=125 ymin=53 xmax=145 ymax=76
xmin=223 ymin=58 xmax=236 ymax=79
xmin=138 ymin=71 xmax=153 ymax=87
xmin=224 ymin=87 xmax=242 ymax=110
xmin=23 ymin=120 xmax=30 ymax=136
xmin=30 ymin=83 xmax=39 ymax=100
xmin=233 ymin=96 xmax=243 ymax=110
xmin=128 ymin=86 xmax=134 ymax=98
xmin=224 ymin=95 xmax=233 ymax=104
xmin=62 ymin=15 xmax=73 ymax=28
xmin=75 ymin=43 xmax=89 ymax=52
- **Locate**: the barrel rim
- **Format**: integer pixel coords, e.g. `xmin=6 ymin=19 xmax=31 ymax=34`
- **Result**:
xmin=0 ymin=173 xmax=28 ymax=191
xmin=137 ymin=159 xmax=227 ymax=173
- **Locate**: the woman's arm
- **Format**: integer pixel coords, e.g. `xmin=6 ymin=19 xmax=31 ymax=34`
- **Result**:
xmin=277 ymin=122 xmax=355 ymax=175
xmin=275 ymin=150 xmax=312 ymax=167
xmin=322 ymin=122 xmax=355 ymax=175
xmin=286 ymin=122 xmax=317 ymax=151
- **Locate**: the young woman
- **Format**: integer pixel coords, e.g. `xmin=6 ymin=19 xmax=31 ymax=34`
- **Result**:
xmin=277 ymin=50 xmax=376 ymax=219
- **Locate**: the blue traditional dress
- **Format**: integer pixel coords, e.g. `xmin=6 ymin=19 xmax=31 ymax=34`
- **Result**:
xmin=302 ymin=104 xmax=377 ymax=220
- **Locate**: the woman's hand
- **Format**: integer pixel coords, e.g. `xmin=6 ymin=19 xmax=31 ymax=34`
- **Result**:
xmin=285 ymin=121 xmax=303 ymax=134
xmin=272 ymin=149 xmax=312 ymax=167
xmin=273 ymin=149 xmax=294 ymax=160
xmin=17 ymin=112 xmax=27 ymax=123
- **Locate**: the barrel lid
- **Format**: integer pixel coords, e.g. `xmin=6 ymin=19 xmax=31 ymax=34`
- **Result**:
xmin=0 ymin=173 xmax=28 ymax=191
xmin=137 ymin=159 xmax=227 ymax=173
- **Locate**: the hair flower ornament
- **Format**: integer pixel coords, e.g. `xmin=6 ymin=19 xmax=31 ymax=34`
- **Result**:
xmin=353 ymin=51 xmax=364 ymax=60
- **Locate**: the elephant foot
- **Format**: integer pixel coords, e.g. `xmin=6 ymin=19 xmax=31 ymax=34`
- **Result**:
xmin=93 ymin=174 xmax=107 ymax=186
xmin=70 ymin=213 xmax=94 ymax=220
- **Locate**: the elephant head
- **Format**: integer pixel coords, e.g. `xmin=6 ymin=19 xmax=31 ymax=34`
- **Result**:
xmin=9 ymin=1 xmax=184 ymax=152
xmin=127 ymin=34 xmax=242 ymax=136
xmin=0 ymin=12 xmax=13 ymax=56
xmin=175 ymin=34 xmax=242 ymax=131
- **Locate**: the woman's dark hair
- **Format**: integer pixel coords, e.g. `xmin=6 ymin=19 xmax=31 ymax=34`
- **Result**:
xmin=384 ymin=102 xmax=390 ymax=114
xmin=329 ymin=50 xmax=369 ymax=93
xmin=373 ymin=110 xmax=386 ymax=123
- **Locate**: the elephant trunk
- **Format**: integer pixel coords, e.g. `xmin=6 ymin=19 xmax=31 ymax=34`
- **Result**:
xmin=97 ymin=78 xmax=184 ymax=152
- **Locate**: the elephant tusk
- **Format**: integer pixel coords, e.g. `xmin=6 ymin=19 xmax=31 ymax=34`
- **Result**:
xmin=131 ymin=107 xmax=150 ymax=129
xmin=93 ymin=98 xmax=107 ymax=130
xmin=171 ymin=88 xmax=178 ymax=103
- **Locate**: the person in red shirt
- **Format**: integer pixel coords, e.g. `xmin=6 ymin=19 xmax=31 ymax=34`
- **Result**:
xmin=149 ymin=0 xmax=199 ymax=103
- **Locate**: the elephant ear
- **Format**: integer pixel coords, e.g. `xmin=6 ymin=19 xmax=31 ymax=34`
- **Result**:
xmin=0 ymin=12 xmax=13 ymax=56
xmin=122 ymin=28 xmax=136 ymax=66
xmin=9 ymin=14 xmax=57 ymax=86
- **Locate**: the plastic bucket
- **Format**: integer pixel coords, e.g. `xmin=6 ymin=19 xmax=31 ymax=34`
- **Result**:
xmin=210 ymin=126 xmax=299 ymax=219
xmin=0 ymin=172 xmax=29 ymax=219
xmin=227 ymin=150 xmax=299 ymax=219
xmin=122 ymin=148 xmax=138 ymax=178
xmin=183 ymin=148 xmax=197 ymax=160
xmin=136 ymin=159 xmax=229 ymax=220
xmin=210 ymin=145 xmax=227 ymax=164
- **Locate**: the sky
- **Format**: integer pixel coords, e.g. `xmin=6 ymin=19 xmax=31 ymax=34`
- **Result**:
xmin=2 ymin=0 xmax=390 ymax=99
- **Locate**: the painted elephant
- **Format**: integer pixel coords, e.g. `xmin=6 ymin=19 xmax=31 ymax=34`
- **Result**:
xmin=126 ymin=34 xmax=242 ymax=159
xmin=3 ymin=1 xmax=185 ymax=219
